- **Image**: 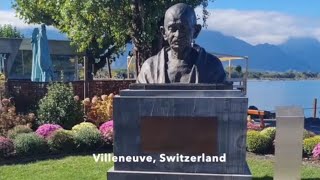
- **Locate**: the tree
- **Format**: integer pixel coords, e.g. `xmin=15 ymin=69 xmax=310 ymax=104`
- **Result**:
xmin=37 ymin=82 xmax=83 ymax=129
xmin=13 ymin=0 xmax=213 ymax=79
xmin=235 ymin=65 xmax=242 ymax=74
xmin=0 ymin=24 xmax=24 ymax=38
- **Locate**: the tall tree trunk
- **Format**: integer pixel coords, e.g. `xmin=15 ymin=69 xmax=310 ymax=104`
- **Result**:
xmin=135 ymin=50 xmax=140 ymax=77
xmin=131 ymin=0 xmax=143 ymax=75
xmin=86 ymin=52 xmax=94 ymax=81
xmin=107 ymin=58 xmax=112 ymax=78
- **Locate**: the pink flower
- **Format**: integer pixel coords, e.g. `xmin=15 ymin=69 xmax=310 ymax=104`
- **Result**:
xmin=74 ymin=95 xmax=80 ymax=101
xmin=83 ymin=98 xmax=91 ymax=106
xmin=99 ymin=120 xmax=114 ymax=144
xmin=1 ymin=98 xmax=10 ymax=106
xmin=312 ymin=143 xmax=320 ymax=159
xmin=101 ymin=95 xmax=108 ymax=101
xmin=28 ymin=113 xmax=36 ymax=121
xmin=36 ymin=124 xmax=62 ymax=139
xmin=8 ymin=107 xmax=16 ymax=114
xmin=0 ymin=136 xmax=14 ymax=157
xmin=92 ymin=96 xmax=99 ymax=104
xmin=247 ymin=122 xmax=262 ymax=131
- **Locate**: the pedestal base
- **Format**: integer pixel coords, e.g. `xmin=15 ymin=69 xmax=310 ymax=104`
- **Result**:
xmin=107 ymin=167 xmax=252 ymax=180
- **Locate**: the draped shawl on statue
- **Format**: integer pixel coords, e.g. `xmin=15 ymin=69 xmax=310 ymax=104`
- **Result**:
xmin=136 ymin=45 xmax=226 ymax=84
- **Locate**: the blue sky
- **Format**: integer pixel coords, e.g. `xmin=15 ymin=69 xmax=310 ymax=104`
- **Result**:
xmin=2 ymin=0 xmax=320 ymax=17
xmin=0 ymin=0 xmax=12 ymax=10
xmin=1 ymin=0 xmax=320 ymax=45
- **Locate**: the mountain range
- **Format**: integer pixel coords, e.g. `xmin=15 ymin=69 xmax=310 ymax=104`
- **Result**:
xmin=32 ymin=29 xmax=320 ymax=72
xmin=197 ymin=31 xmax=320 ymax=72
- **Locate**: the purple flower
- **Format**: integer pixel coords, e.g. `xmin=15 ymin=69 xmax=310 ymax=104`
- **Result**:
xmin=312 ymin=143 xmax=320 ymax=159
xmin=247 ymin=122 xmax=262 ymax=131
xmin=99 ymin=120 xmax=113 ymax=144
xmin=36 ymin=124 xmax=62 ymax=139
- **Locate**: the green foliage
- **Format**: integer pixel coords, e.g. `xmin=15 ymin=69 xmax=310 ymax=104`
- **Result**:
xmin=13 ymin=0 xmax=213 ymax=74
xmin=71 ymin=122 xmax=97 ymax=132
xmin=14 ymin=133 xmax=48 ymax=156
xmin=112 ymin=69 xmax=128 ymax=79
xmin=235 ymin=65 xmax=242 ymax=74
xmin=37 ymin=83 xmax=83 ymax=129
xmin=48 ymin=129 xmax=76 ymax=153
xmin=303 ymin=129 xmax=316 ymax=139
xmin=0 ymin=73 xmax=4 ymax=80
xmin=0 ymin=24 xmax=24 ymax=38
xmin=248 ymin=70 xmax=320 ymax=80
xmin=260 ymin=127 xmax=276 ymax=142
xmin=246 ymin=130 xmax=271 ymax=154
xmin=7 ymin=125 xmax=33 ymax=139
xmin=73 ymin=128 xmax=103 ymax=152
xmin=303 ymin=136 xmax=320 ymax=156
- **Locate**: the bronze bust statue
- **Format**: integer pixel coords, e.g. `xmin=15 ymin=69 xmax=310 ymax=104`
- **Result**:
xmin=137 ymin=3 xmax=226 ymax=84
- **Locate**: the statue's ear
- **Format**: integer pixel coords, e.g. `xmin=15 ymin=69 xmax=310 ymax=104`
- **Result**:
xmin=160 ymin=26 xmax=167 ymax=40
xmin=193 ymin=24 xmax=202 ymax=39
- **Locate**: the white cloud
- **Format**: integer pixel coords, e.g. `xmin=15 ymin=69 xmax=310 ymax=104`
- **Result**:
xmin=196 ymin=8 xmax=320 ymax=45
xmin=0 ymin=10 xmax=56 ymax=30
xmin=0 ymin=10 xmax=37 ymax=28
xmin=2 ymin=9 xmax=320 ymax=45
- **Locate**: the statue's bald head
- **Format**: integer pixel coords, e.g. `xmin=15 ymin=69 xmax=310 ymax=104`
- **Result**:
xmin=164 ymin=3 xmax=197 ymax=28
xmin=160 ymin=3 xmax=201 ymax=52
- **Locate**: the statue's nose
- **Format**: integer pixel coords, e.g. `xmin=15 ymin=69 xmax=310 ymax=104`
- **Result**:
xmin=174 ymin=29 xmax=183 ymax=38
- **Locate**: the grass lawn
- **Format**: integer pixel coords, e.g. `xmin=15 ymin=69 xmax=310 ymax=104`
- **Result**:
xmin=1 ymin=154 xmax=320 ymax=180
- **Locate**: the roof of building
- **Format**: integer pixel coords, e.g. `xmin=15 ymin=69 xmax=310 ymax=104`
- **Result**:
xmin=0 ymin=38 xmax=83 ymax=55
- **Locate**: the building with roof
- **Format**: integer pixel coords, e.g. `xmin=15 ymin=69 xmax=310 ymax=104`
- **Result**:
xmin=0 ymin=38 xmax=82 ymax=81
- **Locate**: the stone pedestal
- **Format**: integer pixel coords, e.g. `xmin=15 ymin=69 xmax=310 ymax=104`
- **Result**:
xmin=108 ymin=84 xmax=252 ymax=180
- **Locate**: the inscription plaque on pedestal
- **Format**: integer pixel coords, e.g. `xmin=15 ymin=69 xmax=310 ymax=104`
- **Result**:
xmin=108 ymin=86 xmax=252 ymax=179
xmin=141 ymin=116 xmax=218 ymax=154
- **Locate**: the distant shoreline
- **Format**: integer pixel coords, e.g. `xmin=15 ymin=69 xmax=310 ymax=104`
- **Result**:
xmin=248 ymin=78 xmax=320 ymax=81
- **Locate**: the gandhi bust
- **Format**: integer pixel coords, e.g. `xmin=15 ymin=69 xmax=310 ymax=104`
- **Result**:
xmin=136 ymin=3 xmax=226 ymax=84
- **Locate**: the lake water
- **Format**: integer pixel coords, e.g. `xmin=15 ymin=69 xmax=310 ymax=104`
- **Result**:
xmin=247 ymin=80 xmax=320 ymax=117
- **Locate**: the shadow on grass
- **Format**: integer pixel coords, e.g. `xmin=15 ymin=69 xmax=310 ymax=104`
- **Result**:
xmin=253 ymin=177 xmax=272 ymax=180
xmin=0 ymin=146 xmax=113 ymax=166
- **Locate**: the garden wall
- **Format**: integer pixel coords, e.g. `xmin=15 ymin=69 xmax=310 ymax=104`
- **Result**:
xmin=5 ymin=79 xmax=135 ymax=112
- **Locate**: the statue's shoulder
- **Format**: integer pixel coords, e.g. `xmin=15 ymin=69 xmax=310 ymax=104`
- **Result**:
xmin=196 ymin=46 xmax=226 ymax=82
xmin=136 ymin=49 xmax=164 ymax=83
xmin=140 ymin=49 xmax=164 ymax=70
xmin=143 ymin=55 xmax=157 ymax=66
xmin=196 ymin=46 xmax=221 ymax=65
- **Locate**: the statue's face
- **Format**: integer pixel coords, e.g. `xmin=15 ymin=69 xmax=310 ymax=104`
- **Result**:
xmin=162 ymin=7 xmax=197 ymax=52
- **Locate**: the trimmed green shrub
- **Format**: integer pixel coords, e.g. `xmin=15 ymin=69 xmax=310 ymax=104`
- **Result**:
xmin=7 ymin=125 xmax=33 ymax=139
xmin=0 ymin=136 xmax=14 ymax=158
xmin=14 ymin=133 xmax=47 ymax=156
xmin=74 ymin=128 xmax=103 ymax=152
xmin=303 ymin=129 xmax=316 ymax=140
xmin=247 ymin=130 xmax=270 ymax=154
xmin=72 ymin=122 xmax=97 ymax=132
xmin=48 ymin=129 xmax=75 ymax=153
xmin=260 ymin=127 xmax=276 ymax=141
xmin=37 ymin=83 xmax=83 ymax=129
xmin=303 ymin=136 xmax=320 ymax=156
